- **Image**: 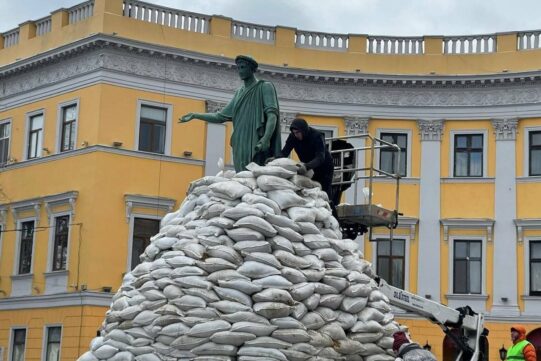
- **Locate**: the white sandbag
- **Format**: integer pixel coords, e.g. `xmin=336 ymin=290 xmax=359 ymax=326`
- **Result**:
xmin=182 ymin=243 xmax=206 ymax=259
xmin=359 ymin=343 xmax=386 ymax=357
xmin=291 ymin=303 xmax=308 ymax=320
xmin=266 ymin=190 xmax=306 ymax=209
xmin=341 ymin=297 xmax=368 ymax=313
xmin=226 ymin=228 xmax=265 ymax=242
xmin=303 ymin=255 xmax=325 ymax=269
xmin=301 ymin=269 xmax=325 ymax=282
xmin=320 ymin=322 xmax=347 ymax=340
xmin=196 ymin=258 xmax=237 ymax=273
xmin=314 ymin=248 xmax=341 ymax=262
xmin=369 ymin=290 xmax=390 ymax=303
xmin=303 ymin=293 xmax=321 ymax=311
xmin=351 ymin=320 xmax=384 ymax=333
xmin=170 ymin=335 xmax=208 ymax=350
xmin=234 ymin=241 xmax=272 ymax=254
xmin=377 ymin=336 xmax=394 ymax=349
xmin=153 ymin=237 xmax=177 ymax=250
xmin=93 ymin=344 xmax=119 ymax=359
xmin=132 ymin=311 xmax=159 ymax=326
xmin=106 ymin=329 xmax=133 ymax=345
xmin=238 ymin=346 xmax=287 ymax=361
xmin=234 ymin=216 xmax=277 ymax=237
xmin=207 ymin=246 xmax=243 ymax=265
xmin=207 ymin=270 xmax=249 ymax=283
xmin=256 ymin=175 xmax=299 ymax=192
xmin=290 ymin=282 xmax=316 ymax=301
xmin=174 ymin=276 xmax=213 ymax=289
xmin=118 ymin=305 xmax=142 ymax=320
xmin=264 ymin=213 xmax=301 ymax=232
xmin=281 ymin=267 xmax=307 ymax=284
xmin=220 ymin=312 xmax=270 ymax=325
xmin=188 ymin=320 xmax=231 ymax=337
xmin=231 ymin=322 xmax=278 ymax=336
xmin=287 ymin=207 xmax=316 ymax=222
xmin=296 ymin=222 xmax=321 ymax=234
xmin=159 ymin=323 xmax=190 ymax=337
xmin=211 ymin=300 xmax=252 ymax=313
xmin=274 ymin=250 xmax=312 ymax=269
xmin=244 ymin=336 xmax=292 ymax=349
xmin=335 ymin=339 xmax=366 ymax=355
xmin=218 ymin=279 xmax=262 ymax=295
xmin=268 ymin=236 xmax=295 ymax=253
xmin=209 ymin=181 xmax=251 ymax=200
xmin=192 ymin=342 xmax=238 ymax=356
xmin=290 ymin=343 xmax=319 ymax=355
xmin=266 ymin=158 xmax=299 ymax=172
xmin=290 ymin=174 xmax=320 ymax=189
xmin=183 ymin=288 xmax=220 ymax=303
xmin=313 ymin=282 xmax=338 ymax=295
xmin=307 ymin=330 xmax=333 ymax=348
xmin=291 ymin=242 xmax=312 ymax=257
xmin=233 ymin=177 xmax=258 ymax=190
xmin=253 ymin=302 xmax=291 ymax=318
xmin=141 ymin=289 xmax=166 ymax=301
xmin=253 ymin=275 xmax=293 ymax=289
xmin=350 ymin=332 xmax=384 ymax=343
xmin=214 ymin=286 xmax=253 ymax=307
xmin=186 ymin=307 xmax=221 ymax=319
xmin=314 ymin=307 xmax=338 ymax=323
xmin=303 ymin=234 xmax=330 ymax=249
xmin=245 ymin=252 xmax=282 ymax=269
xmin=274 ymin=226 xmax=304 ymax=242
xmin=173 ymin=295 xmax=206 ymax=310
xmin=90 ymin=337 xmax=104 ymax=351
xmin=134 ymin=353 xmax=162 ymax=361
xmin=329 ymin=238 xmax=359 ymax=255
xmin=237 ymin=261 xmax=280 ymax=279
xmin=210 ymin=331 xmax=257 ymax=346
xmin=202 ymin=203 xmax=229 ymax=219
xmin=222 ymin=205 xmax=264 ymax=220
xmin=170 ymin=266 xmax=207 ymax=277
xmin=272 ymin=328 xmax=311 ymax=343
xmin=369 ymin=300 xmax=392 ymax=313
xmin=195 ymin=226 xmax=225 ymax=237
xmin=344 ymin=284 xmax=373 ymax=298
xmin=252 ymin=289 xmax=294 ymax=305
xmin=364 ymin=355 xmax=395 ymax=361
xmin=358 ymin=307 xmax=385 ymax=323
xmin=335 ymin=311 xmax=357 ymax=330
xmin=270 ymin=317 xmax=306 ymax=330
xmin=301 ymin=312 xmax=326 ymax=330
xmin=241 ymin=194 xmax=281 ymax=216
xmin=318 ymin=347 xmax=344 ymax=359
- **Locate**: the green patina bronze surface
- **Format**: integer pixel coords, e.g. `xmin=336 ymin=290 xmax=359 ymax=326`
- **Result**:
xmin=180 ymin=55 xmax=282 ymax=171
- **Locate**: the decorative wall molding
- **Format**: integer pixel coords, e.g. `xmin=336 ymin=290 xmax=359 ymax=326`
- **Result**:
xmin=514 ymin=219 xmax=541 ymax=242
xmin=418 ymin=119 xmax=444 ymax=141
xmin=492 ymin=118 xmax=518 ymax=140
xmin=397 ymin=216 xmax=419 ymax=240
xmin=206 ymin=100 xmax=226 ymax=113
xmin=10 ymin=200 xmax=41 ymax=226
xmin=344 ymin=116 xmax=369 ymax=136
xmin=440 ymin=218 xmax=495 ymax=242
xmin=124 ymin=194 xmax=176 ymax=223
xmin=3 ymin=36 xmax=541 ymax=118
xmin=44 ymin=191 xmax=78 ymax=222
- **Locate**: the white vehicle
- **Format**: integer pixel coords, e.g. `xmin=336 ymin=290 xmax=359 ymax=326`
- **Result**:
xmin=378 ymin=278 xmax=489 ymax=361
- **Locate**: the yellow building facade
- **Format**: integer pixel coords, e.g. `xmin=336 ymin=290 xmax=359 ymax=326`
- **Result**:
xmin=1 ymin=0 xmax=541 ymax=360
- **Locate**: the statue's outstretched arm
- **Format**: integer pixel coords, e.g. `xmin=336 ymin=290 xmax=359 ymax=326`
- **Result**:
xmin=180 ymin=112 xmax=229 ymax=124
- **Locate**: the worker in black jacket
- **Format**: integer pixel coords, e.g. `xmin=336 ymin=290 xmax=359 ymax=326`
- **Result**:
xmin=280 ymin=118 xmax=334 ymax=201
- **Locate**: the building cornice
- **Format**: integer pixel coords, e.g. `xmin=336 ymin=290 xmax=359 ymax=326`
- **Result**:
xmin=440 ymin=218 xmax=495 ymax=242
xmin=0 ymin=291 xmax=113 ymax=310
xmin=3 ymin=34 xmax=541 ymax=87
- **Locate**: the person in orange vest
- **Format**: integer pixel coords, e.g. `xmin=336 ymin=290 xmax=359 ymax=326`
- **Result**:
xmin=507 ymin=324 xmax=537 ymax=361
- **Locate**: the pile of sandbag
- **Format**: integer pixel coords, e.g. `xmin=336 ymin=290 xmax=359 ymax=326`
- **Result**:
xmin=78 ymin=158 xmax=402 ymax=361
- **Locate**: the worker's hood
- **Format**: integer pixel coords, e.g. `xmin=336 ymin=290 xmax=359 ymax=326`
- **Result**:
xmin=290 ymin=118 xmax=309 ymax=136
xmin=511 ymin=324 xmax=527 ymax=342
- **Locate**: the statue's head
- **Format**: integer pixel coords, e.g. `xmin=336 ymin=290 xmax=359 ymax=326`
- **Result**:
xmin=235 ymin=55 xmax=258 ymax=80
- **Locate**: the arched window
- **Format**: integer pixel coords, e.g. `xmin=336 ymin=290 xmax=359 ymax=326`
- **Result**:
xmin=527 ymin=328 xmax=541 ymax=361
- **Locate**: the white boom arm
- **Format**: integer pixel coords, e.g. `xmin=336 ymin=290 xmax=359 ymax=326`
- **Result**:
xmin=378 ymin=279 xmax=486 ymax=361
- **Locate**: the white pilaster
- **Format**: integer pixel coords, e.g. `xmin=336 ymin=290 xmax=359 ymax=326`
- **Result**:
xmin=204 ymin=100 xmax=227 ymax=176
xmin=491 ymin=118 xmax=520 ymax=316
xmin=417 ymin=119 xmax=444 ymax=301
xmin=343 ymin=116 xmax=369 ymax=254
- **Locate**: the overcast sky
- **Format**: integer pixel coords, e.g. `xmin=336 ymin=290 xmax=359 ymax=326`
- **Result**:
xmin=1 ymin=0 xmax=541 ymax=37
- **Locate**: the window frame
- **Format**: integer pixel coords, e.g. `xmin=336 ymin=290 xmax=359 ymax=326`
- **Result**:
xmin=524 ymin=127 xmax=541 ymax=177
xmin=56 ymin=99 xmax=79 ymax=153
xmin=42 ymin=325 xmax=62 ymax=361
xmin=134 ymin=100 xmax=172 ymax=156
xmin=375 ymin=237 xmax=407 ymax=289
xmin=14 ymin=218 xmax=36 ymax=275
xmin=448 ymin=235 xmax=487 ymax=295
xmin=9 ymin=327 xmax=27 ymax=361
xmin=0 ymin=118 xmax=12 ymax=166
xmin=371 ymin=234 xmax=411 ymax=290
xmin=525 ymin=238 xmax=541 ymax=296
xmin=47 ymin=212 xmax=71 ymax=272
xmin=25 ymin=110 xmax=45 ymax=160
xmin=376 ymin=129 xmax=412 ymax=178
xmin=449 ymin=130 xmax=488 ymax=178
xmin=127 ymin=215 xmax=161 ymax=271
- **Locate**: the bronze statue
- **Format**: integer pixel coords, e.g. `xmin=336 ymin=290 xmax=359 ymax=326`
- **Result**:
xmin=180 ymin=55 xmax=282 ymax=172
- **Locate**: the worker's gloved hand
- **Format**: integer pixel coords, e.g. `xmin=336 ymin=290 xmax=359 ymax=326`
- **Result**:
xmin=265 ymin=157 xmax=276 ymax=164
xmin=296 ymin=162 xmax=308 ymax=175
xmin=180 ymin=113 xmax=195 ymax=123
xmin=254 ymin=138 xmax=270 ymax=153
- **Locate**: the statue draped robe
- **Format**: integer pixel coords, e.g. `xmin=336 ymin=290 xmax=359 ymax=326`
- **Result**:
xmin=217 ymin=80 xmax=282 ymax=172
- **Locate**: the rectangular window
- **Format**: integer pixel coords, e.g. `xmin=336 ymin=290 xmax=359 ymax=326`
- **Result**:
xmin=45 ymin=326 xmax=61 ymax=361
xmin=138 ymin=105 xmax=167 ymax=154
xmin=52 ymin=216 xmax=70 ymax=271
xmin=0 ymin=121 xmax=11 ymax=166
xmin=27 ymin=113 xmax=44 ymax=159
xmin=376 ymin=238 xmax=405 ymax=289
xmin=18 ymin=221 xmax=35 ymax=274
xmin=131 ymin=218 xmax=160 ymax=270
xmin=60 ymin=105 xmax=77 ymax=152
xmin=380 ymin=133 xmax=407 ymax=177
xmin=529 ymin=131 xmax=541 ymax=176
xmin=530 ymin=241 xmax=541 ymax=296
xmin=10 ymin=329 xmax=26 ymax=361
xmin=454 ymin=134 xmax=483 ymax=177
xmin=453 ymin=240 xmax=482 ymax=294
